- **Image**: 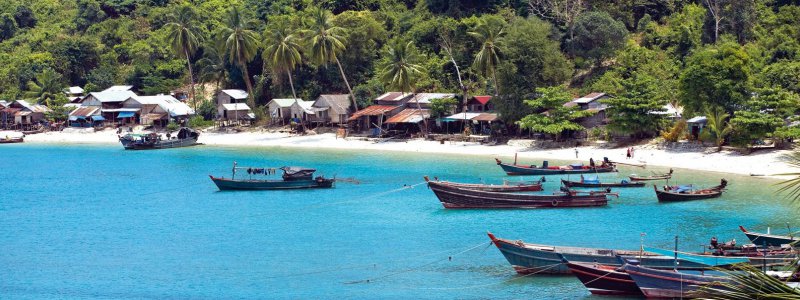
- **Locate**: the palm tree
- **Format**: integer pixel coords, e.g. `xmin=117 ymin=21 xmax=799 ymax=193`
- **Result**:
xmin=468 ymin=18 xmax=505 ymax=96
xmin=197 ymin=40 xmax=228 ymax=92
xmin=305 ymin=7 xmax=357 ymax=110
xmin=164 ymin=5 xmax=203 ymax=110
xmin=221 ymin=7 xmax=260 ymax=108
xmin=25 ymin=68 xmax=64 ymax=104
xmin=263 ymin=23 xmax=303 ymax=100
xmin=705 ymin=107 xmax=733 ymax=151
xmin=380 ymin=40 xmax=425 ymax=133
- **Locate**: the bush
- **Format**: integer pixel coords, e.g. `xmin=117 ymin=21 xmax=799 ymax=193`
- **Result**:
xmin=188 ymin=115 xmax=214 ymax=129
xmin=166 ymin=122 xmax=179 ymax=131
xmin=661 ymin=120 xmax=686 ymax=142
xmin=196 ymin=100 xmax=216 ymax=120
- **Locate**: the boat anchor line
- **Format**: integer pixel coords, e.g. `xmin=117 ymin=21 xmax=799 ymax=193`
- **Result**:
xmin=300 ymin=181 xmax=428 ymax=211
xmin=343 ymin=241 xmax=493 ymax=285
xmin=409 ymin=262 xmax=565 ymax=291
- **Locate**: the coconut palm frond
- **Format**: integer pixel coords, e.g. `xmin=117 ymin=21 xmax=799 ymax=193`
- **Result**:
xmin=698 ymin=264 xmax=800 ymax=300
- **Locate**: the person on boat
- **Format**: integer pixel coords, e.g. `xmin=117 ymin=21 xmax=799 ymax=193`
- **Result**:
xmin=589 ymin=158 xmax=595 ymax=168
xmin=710 ymin=237 xmax=719 ymax=249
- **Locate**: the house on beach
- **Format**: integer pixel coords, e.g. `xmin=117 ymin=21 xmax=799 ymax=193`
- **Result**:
xmin=79 ymin=86 xmax=138 ymax=122
xmin=563 ymin=92 xmax=611 ymax=129
xmin=5 ymin=100 xmax=51 ymax=130
xmin=120 ymin=95 xmax=195 ymax=127
xmin=347 ymin=92 xmax=457 ymax=134
xmin=311 ymin=94 xmax=350 ymax=125
xmin=266 ymin=98 xmax=300 ymax=124
xmin=216 ymin=89 xmax=252 ymax=121
xmin=443 ymin=95 xmax=499 ymax=135
xmin=68 ymin=106 xmax=102 ymax=128
xmin=64 ymin=86 xmax=85 ymax=103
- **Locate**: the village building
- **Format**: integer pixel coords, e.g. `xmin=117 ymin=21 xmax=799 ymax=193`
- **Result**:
xmin=311 ymin=94 xmax=350 ymax=125
xmin=347 ymin=92 xmax=459 ymax=134
xmin=288 ymin=99 xmax=316 ymax=122
xmin=687 ymin=116 xmax=707 ymax=140
xmin=68 ymin=106 xmax=102 ymax=128
xmin=266 ymin=98 xmax=300 ymax=125
xmin=216 ymin=89 xmax=252 ymax=121
xmin=563 ymin=92 xmax=612 ymax=129
xmin=4 ymin=100 xmax=51 ymax=130
xmin=443 ymin=95 xmax=499 ymax=135
xmin=64 ymin=86 xmax=85 ymax=103
xmin=120 ymin=95 xmax=195 ymax=127
xmin=79 ymin=86 xmax=138 ymax=122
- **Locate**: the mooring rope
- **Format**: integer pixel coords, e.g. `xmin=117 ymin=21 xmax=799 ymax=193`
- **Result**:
xmin=262 ymin=240 xmax=491 ymax=280
xmin=301 ymin=181 xmax=428 ymax=210
xmin=343 ymin=241 xmax=492 ymax=284
xmin=410 ymin=262 xmax=565 ymax=290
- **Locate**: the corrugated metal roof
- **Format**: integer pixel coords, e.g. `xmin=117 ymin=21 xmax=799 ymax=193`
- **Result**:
xmin=102 ymin=85 xmax=133 ymax=92
xmin=473 ymin=113 xmax=499 ymax=122
xmin=314 ymin=94 xmax=350 ymax=114
xmin=269 ymin=98 xmax=301 ymax=108
xmin=347 ymin=105 xmax=400 ymax=121
xmin=15 ymin=111 xmax=31 ymax=116
xmin=65 ymin=86 xmax=84 ymax=94
xmin=408 ymin=93 xmax=457 ymax=104
xmin=88 ymin=90 xmax=137 ymax=103
xmin=291 ymin=100 xmax=315 ymax=114
xmin=687 ymin=116 xmax=707 ymax=123
xmin=222 ymin=89 xmax=249 ymax=99
xmin=223 ymin=103 xmax=252 ymax=111
xmin=131 ymin=95 xmax=194 ymax=116
xmin=69 ymin=106 xmax=100 ymax=117
xmin=375 ymin=92 xmax=409 ymax=102
xmin=445 ymin=112 xmax=482 ymax=120
xmin=573 ymin=92 xmax=607 ymax=104
xmin=386 ymin=108 xmax=430 ymax=123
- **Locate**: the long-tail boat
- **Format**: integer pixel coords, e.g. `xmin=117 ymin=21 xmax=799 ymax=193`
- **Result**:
xmin=423 ymin=176 xmax=543 ymax=192
xmin=739 ymin=226 xmax=799 ymax=247
xmin=425 ymin=179 xmax=610 ymax=209
xmin=564 ymin=261 xmax=643 ymax=296
xmin=119 ymin=127 xmax=199 ymax=150
xmin=654 ymin=179 xmax=727 ymax=202
xmin=494 ymin=157 xmax=617 ymax=176
xmin=486 ymin=232 xmax=794 ymax=275
xmin=209 ymin=162 xmax=334 ymax=190
xmin=623 ymin=263 xmax=729 ymax=298
xmin=629 ymin=169 xmax=673 ymax=181
xmin=561 ymin=175 xmax=645 ymax=188
xmin=0 ymin=136 xmax=23 ymax=143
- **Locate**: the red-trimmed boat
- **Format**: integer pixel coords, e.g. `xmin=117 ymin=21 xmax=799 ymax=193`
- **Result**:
xmin=426 ymin=179 xmax=610 ymax=209
xmin=565 ymin=261 xmax=643 ymax=296
xmin=495 ymin=157 xmax=617 ymax=176
xmin=629 ymin=169 xmax=673 ymax=181
xmin=423 ymin=176 xmax=543 ymax=192
xmin=654 ymin=179 xmax=727 ymax=202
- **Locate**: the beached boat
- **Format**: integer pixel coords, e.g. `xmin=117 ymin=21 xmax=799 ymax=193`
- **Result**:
xmin=210 ymin=163 xmax=334 ymax=190
xmin=0 ymin=136 xmax=23 ymax=143
xmin=426 ymin=180 xmax=610 ymax=209
xmin=119 ymin=127 xmax=199 ymax=150
xmin=654 ymin=179 xmax=727 ymax=202
xmin=629 ymin=169 xmax=673 ymax=181
xmin=739 ymin=226 xmax=799 ymax=247
xmin=561 ymin=175 xmax=645 ymax=188
xmin=564 ymin=261 xmax=643 ymax=296
xmin=422 ymin=176 xmax=543 ymax=192
xmin=486 ymin=233 xmax=792 ymax=275
xmin=494 ymin=157 xmax=617 ymax=176
xmin=623 ymin=264 xmax=729 ymax=298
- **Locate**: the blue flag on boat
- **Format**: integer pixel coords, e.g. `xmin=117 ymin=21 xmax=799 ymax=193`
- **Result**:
xmin=643 ymin=247 xmax=749 ymax=266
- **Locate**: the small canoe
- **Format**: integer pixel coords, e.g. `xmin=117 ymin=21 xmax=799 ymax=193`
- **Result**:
xmin=654 ymin=179 xmax=727 ymax=202
xmin=739 ymin=226 xmax=799 ymax=247
xmin=495 ymin=158 xmax=617 ymax=176
xmin=426 ymin=180 xmax=609 ymax=209
xmin=423 ymin=176 xmax=543 ymax=192
xmin=561 ymin=179 xmax=645 ymax=188
xmin=629 ymin=169 xmax=673 ymax=181
xmin=564 ymin=261 xmax=643 ymax=296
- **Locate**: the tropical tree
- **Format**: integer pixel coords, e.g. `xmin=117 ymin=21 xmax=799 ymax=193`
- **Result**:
xmin=263 ymin=23 xmax=303 ymax=100
xmin=197 ymin=39 xmax=228 ymax=92
xmin=25 ymin=68 xmax=65 ymax=104
xmin=306 ymin=7 xmax=356 ymax=110
xmin=705 ymin=107 xmax=733 ymax=151
xmin=164 ymin=5 xmax=203 ymax=109
xmin=380 ymin=40 xmax=425 ymax=132
xmin=517 ymin=86 xmax=595 ymax=140
xmin=221 ymin=7 xmax=260 ymax=107
xmin=469 ymin=16 xmax=506 ymax=96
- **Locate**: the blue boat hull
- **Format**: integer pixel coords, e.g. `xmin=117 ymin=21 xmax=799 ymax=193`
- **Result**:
xmin=623 ymin=264 xmax=729 ymax=298
xmin=209 ymin=176 xmax=334 ymax=190
xmin=495 ymin=159 xmax=616 ymax=176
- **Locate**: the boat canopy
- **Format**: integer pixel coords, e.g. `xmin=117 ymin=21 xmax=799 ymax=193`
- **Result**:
xmin=643 ymin=247 xmax=749 ymax=266
xmin=280 ymin=166 xmax=316 ymax=174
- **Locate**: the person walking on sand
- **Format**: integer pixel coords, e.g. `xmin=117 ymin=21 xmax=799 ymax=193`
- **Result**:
xmin=631 ymin=147 xmax=635 ymax=158
xmin=574 ymin=148 xmax=579 ymax=158
xmin=626 ymin=147 xmax=631 ymax=159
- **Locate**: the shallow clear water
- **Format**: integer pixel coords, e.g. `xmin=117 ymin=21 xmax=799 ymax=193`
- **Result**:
xmin=0 ymin=144 xmax=796 ymax=299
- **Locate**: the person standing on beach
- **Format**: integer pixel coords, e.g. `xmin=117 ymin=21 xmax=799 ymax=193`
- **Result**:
xmin=631 ymin=147 xmax=635 ymax=158
xmin=626 ymin=148 xmax=631 ymax=159
xmin=574 ymin=148 xmax=579 ymax=158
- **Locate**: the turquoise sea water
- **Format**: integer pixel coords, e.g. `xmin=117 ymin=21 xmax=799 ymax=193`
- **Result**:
xmin=0 ymin=143 xmax=797 ymax=299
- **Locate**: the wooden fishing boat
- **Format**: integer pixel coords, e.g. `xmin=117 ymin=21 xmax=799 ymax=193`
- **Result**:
xmin=209 ymin=163 xmax=334 ymax=190
xmin=423 ymin=176 xmax=543 ymax=192
xmin=119 ymin=127 xmax=199 ymax=150
xmin=623 ymin=264 xmax=729 ymax=298
xmin=426 ymin=180 xmax=610 ymax=209
xmin=629 ymin=169 xmax=673 ymax=181
xmin=0 ymin=136 xmax=23 ymax=143
xmin=494 ymin=157 xmax=616 ymax=176
xmin=561 ymin=176 xmax=645 ymax=188
xmin=739 ymin=226 xmax=799 ymax=247
xmin=654 ymin=179 xmax=727 ymax=202
xmin=486 ymin=233 xmax=793 ymax=275
xmin=564 ymin=261 xmax=643 ymax=296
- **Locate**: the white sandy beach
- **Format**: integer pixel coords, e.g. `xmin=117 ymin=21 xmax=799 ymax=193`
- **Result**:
xmin=9 ymin=129 xmax=796 ymax=177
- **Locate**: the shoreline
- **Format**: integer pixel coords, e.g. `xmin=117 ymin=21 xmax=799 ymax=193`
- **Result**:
xmin=12 ymin=129 xmax=797 ymax=178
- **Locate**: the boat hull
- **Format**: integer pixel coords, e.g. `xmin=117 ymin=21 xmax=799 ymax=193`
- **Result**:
xmin=122 ymin=136 xmax=199 ymax=150
xmin=209 ymin=176 xmax=334 ymax=190
xmin=431 ymin=180 xmax=542 ymax=192
xmin=497 ymin=162 xmax=616 ymax=176
xmin=654 ymin=189 xmax=722 ymax=202
xmin=0 ymin=138 xmax=23 ymax=143
xmin=566 ymin=262 xmax=643 ymax=296
xmin=629 ymin=175 xmax=671 ymax=181
xmin=739 ymin=226 xmax=799 ymax=247
xmin=427 ymin=181 xmax=607 ymax=209
xmin=561 ymin=179 xmax=645 ymax=188
xmin=623 ymin=264 xmax=728 ymax=298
